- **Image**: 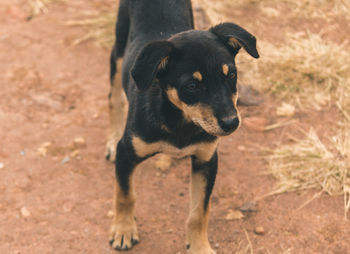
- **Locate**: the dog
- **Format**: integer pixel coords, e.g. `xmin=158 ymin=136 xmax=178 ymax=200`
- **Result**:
xmin=106 ymin=0 xmax=259 ymax=253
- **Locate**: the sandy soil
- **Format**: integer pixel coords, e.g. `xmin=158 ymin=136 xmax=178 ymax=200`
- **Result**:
xmin=1 ymin=0 xmax=349 ymax=253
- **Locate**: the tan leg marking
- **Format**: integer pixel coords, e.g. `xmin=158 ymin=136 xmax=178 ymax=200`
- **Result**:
xmin=109 ymin=176 xmax=139 ymax=250
xmin=222 ymin=64 xmax=229 ymax=76
xmin=106 ymin=59 xmax=128 ymax=161
xmin=186 ymin=173 xmax=216 ymax=254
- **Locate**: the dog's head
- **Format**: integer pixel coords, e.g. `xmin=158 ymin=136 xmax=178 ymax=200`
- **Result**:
xmin=131 ymin=22 xmax=259 ymax=136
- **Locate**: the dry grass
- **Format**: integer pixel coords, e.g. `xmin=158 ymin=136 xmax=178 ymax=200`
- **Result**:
xmin=66 ymin=12 xmax=116 ymax=48
xmin=28 ymin=0 xmax=61 ymax=16
xmin=254 ymin=35 xmax=350 ymax=212
xmin=265 ymin=0 xmax=350 ymax=19
xmin=265 ymin=127 xmax=350 ymax=219
xmin=238 ymin=32 xmax=350 ymax=111
xmin=194 ymin=0 xmax=350 ymax=22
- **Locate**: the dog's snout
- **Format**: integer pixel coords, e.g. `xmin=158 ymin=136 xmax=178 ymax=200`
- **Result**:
xmin=219 ymin=117 xmax=240 ymax=133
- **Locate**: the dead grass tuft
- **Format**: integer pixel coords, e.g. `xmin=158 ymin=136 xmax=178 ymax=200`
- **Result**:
xmin=265 ymin=127 xmax=350 ymax=219
xmin=272 ymin=0 xmax=350 ymax=20
xmin=239 ymin=32 xmax=350 ymax=111
xmin=194 ymin=0 xmax=350 ymax=21
xmin=66 ymin=12 xmax=115 ymax=48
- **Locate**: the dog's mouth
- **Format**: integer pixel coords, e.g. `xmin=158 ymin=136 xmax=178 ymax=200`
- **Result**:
xmin=166 ymin=88 xmax=241 ymax=136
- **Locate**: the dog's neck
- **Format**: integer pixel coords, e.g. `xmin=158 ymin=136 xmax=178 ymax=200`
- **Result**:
xmin=132 ymin=84 xmax=216 ymax=146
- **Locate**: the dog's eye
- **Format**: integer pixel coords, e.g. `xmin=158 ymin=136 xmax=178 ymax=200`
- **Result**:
xmin=186 ymin=82 xmax=199 ymax=92
xmin=228 ymin=72 xmax=236 ymax=79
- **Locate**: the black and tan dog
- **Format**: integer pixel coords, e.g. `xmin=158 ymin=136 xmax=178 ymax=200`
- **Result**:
xmin=106 ymin=0 xmax=259 ymax=253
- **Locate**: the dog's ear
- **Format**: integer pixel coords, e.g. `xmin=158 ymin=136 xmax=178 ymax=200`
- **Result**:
xmin=210 ymin=22 xmax=259 ymax=59
xmin=131 ymin=41 xmax=175 ymax=91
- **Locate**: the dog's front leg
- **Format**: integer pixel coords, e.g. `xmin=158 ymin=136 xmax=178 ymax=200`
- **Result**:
xmin=109 ymin=139 xmax=141 ymax=251
xmin=186 ymin=152 xmax=218 ymax=254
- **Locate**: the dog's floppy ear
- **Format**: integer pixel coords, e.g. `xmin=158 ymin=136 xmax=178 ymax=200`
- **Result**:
xmin=131 ymin=41 xmax=175 ymax=91
xmin=210 ymin=22 xmax=259 ymax=58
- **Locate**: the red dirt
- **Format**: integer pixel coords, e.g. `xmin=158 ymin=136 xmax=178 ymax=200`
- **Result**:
xmin=1 ymin=0 xmax=349 ymax=253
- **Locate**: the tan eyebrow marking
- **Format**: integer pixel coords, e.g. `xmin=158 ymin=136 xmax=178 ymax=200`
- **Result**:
xmin=192 ymin=71 xmax=203 ymax=81
xmin=222 ymin=64 xmax=229 ymax=76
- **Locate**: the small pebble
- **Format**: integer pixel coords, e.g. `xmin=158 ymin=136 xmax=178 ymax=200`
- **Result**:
xmin=240 ymin=202 xmax=258 ymax=213
xmin=73 ymin=137 xmax=86 ymax=148
xmin=107 ymin=210 xmax=114 ymax=218
xmin=37 ymin=142 xmax=52 ymax=156
xmin=70 ymin=150 xmax=80 ymax=158
xmin=61 ymin=156 xmax=70 ymax=165
xmin=20 ymin=207 xmax=31 ymax=218
xmin=254 ymin=226 xmax=265 ymax=235
xmin=237 ymin=145 xmax=246 ymax=151
xmin=225 ymin=209 xmax=244 ymax=220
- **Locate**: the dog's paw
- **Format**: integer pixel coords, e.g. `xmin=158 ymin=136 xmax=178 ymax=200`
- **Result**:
xmin=155 ymin=154 xmax=173 ymax=171
xmin=186 ymin=244 xmax=216 ymax=254
xmin=105 ymin=137 xmax=118 ymax=162
xmin=109 ymin=220 xmax=139 ymax=251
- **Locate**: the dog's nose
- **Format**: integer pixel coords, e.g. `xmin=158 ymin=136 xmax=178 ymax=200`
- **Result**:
xmin=219 ymin=117 xmax=240 ymax=133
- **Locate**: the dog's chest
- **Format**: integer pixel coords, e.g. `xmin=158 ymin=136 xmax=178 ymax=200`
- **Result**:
xmin=159 ymin=143 xmax=199 ymax=158
xmin=132 ymin=136 xmax=218 ymax=161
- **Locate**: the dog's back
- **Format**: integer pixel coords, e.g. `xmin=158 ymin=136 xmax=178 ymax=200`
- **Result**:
xmin=111 ymin=0 xmax=194 ymax=86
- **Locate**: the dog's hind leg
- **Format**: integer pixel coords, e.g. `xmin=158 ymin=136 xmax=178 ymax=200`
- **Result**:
xmin=105 ymin=0 xmax=130 ymax=161
xmin=109 ymin=139 xmax=141 ymax=250
xmin=105 ymin=57 xmax=128 ymax=161
xmin=186 ymin=152 xmax=218 ymax=254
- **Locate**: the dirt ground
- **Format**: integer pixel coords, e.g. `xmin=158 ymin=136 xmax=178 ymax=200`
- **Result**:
xmin=1 ymin=0 xmax=349 ymax=253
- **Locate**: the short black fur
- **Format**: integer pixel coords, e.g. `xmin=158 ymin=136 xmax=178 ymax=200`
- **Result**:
xmin=108 ymin=0 xmax=259 ymax=251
